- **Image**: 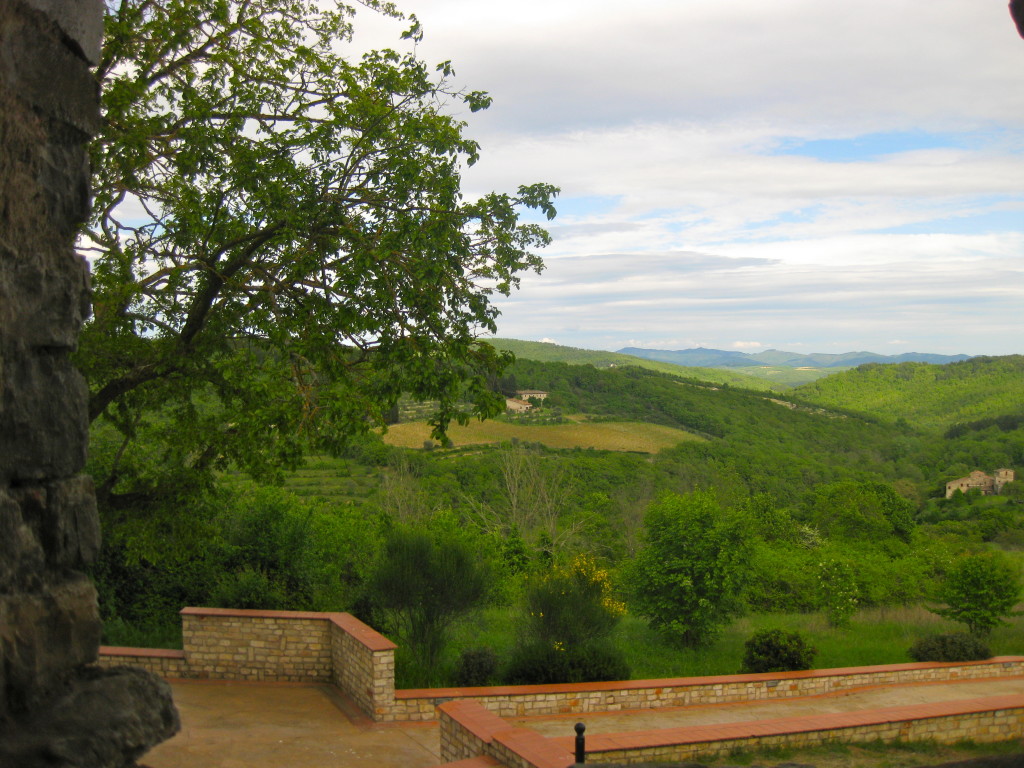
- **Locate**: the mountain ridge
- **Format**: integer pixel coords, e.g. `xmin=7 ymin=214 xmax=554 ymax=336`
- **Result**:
xmin=618 ymin=346 xmax=972 ymax=370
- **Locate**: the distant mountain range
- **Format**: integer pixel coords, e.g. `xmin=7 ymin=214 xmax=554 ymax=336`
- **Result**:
xmin=617 ymin=347 xmax=972 ymax=370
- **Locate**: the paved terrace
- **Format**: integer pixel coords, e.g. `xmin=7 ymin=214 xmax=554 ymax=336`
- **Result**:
xmin=143 ymin=676 xmax=1024 ymax=768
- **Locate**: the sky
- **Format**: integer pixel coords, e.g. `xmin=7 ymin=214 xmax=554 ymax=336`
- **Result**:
xmin=362 ymin=1 xmax=1024 ymax=357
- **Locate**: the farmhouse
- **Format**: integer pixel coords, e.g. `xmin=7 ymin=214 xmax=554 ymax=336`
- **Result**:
xmin=505 ymin=397 xmax=532 ymax=413
xmin=945 ymin=468 xmax=1015 ymax=498
xmin=515 ymin=389 xmax=548 ymax=401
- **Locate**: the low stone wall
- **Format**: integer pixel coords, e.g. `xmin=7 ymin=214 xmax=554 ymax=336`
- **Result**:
xmin=397 ymin=657 xmax=1024 ymax=721
xmin=99 ymin=647 xmax=188 ymax=679
xmin=98 ymin=607 xmax=396 ymax=720
xmin=439 ymin=700 xmax=572 ymax=768
xmin=330 ymin=612 xmax=396 ymax=719
xmin=439 ymin=696 xmax=1024 ymax=768
xmin=181 ymin=607 xmax=334 ymax=682
xmin=97 ymin=609 xmax=1024 ymax=728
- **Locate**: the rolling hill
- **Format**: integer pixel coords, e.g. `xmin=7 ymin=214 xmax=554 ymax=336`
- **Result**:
xmin=487 ymin=339 xmax=793 ymax=390
xmin=794 ymin=355 xmax=1024 ymax=430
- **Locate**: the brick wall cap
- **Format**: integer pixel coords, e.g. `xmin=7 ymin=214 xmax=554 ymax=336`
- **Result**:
xmin=329 ymin=613 xmax=397 ymax=651
xmin=180 ymin=607 xmax=330 ymax=620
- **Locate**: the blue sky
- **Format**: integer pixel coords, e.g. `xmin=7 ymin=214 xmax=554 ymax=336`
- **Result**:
xmin=364 ymin=1 xmax=1024 ymax=356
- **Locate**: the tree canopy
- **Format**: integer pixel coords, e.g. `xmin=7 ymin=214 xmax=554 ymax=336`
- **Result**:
xmin=80 ymin=0 xmax=556 ymax=505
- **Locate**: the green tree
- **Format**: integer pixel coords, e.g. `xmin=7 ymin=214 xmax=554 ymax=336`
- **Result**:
xmin=82 ymin=0 xmax=557 ymax=506
xmin=626 ymin=491 xmax=755 ymax=647
xmin=366 ymin=513 xmax=492 ymax=682
xmin=934 ymin=552 xmax=1020 ymax=637
xmin=804 ymin=481 xmax=915 ymax=544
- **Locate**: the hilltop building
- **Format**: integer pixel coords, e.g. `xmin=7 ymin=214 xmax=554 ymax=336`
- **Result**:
xmin=945 ymin=468 xmax=1015 ymax=498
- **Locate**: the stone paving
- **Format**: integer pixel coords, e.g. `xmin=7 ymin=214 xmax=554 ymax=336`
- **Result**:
xmin=142 ymin=676 xmax=1024 ymax=768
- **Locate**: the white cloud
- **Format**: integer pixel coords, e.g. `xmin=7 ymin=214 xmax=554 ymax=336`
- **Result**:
xmin=353 ymin=0 xmax=1024 ymax=356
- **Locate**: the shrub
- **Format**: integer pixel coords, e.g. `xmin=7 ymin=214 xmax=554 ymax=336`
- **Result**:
xmin=505 ymin=555 xmax=630 ymax=685
xmin=522 ymin=554 xmax=625 ymax=650
xmin=504 ymin=640 xmax=630 ymax=685
xmin=740 ymin=629 xmax=817 ymax=674
xmin=909 ymin=633 xmax=990 ymax=663
xmin=365 ymin=513 xmax=492 ymax=678
xmin=453 ymin=648 xmax=499 ymax=687
xmin=818 ymin=557 xmax=859 ymax=628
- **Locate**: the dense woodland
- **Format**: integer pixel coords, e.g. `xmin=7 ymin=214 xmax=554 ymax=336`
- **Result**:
xmin=91 ymin=351 xmax=1024 ymax=685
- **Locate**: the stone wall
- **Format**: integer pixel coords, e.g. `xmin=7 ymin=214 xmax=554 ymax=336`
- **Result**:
xmin=394 ymin=657 xmax=1024 ymax=721
xmin=438 ymin=696 xmax=1024 ymax=768
xmin=181 ymin=608 xmax=334 ymax=682
xmin=330 ymin=612 xmax=396 ymax=719
xmin=98 ymin=608 xmax=1024 ymax=729
xmin=0 ymin=2 xmax=178 ymax=765
xmin=98 ymin=607 xmax=399 ymax=719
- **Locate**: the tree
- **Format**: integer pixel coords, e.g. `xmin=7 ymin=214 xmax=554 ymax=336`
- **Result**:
xmin=933 ymin=552 xmax=1020 ymax=637
xmin=80 ymin=0 xmax=557 ymax=506
xmin=626 ymin=492 xmax=755 ymax=647
xmin=803 ymin=481 xmax=915 ymax=545
xmin=365 ymin=513 xmax=492 ymax=682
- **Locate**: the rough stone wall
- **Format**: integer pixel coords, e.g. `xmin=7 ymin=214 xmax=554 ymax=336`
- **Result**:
xmin=0 ymin=1 xmax=178 ymax=764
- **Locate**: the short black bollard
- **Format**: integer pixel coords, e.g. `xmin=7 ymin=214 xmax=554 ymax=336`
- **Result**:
xmin=574 ymin=721 xmax=586 ymax=764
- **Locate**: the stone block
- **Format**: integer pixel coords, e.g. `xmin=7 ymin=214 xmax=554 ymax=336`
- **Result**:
xmin=22 ymin=0 xmax=104 ymax=64
xmin=9 ymin=476 xmax=99 ymax=569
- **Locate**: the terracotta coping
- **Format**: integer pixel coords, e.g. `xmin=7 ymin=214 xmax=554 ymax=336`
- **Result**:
xmin=180 ymin=607 xmax=333 ymax=620
xmin=98 ymin=646 xmax=185 ymax=659
xmin=554 ymin=694 xmax=1024 ymax=754
xmin=397 ymin=657 xmax=1024 ymax=700
xmin=433 ymin=757 xmax=502 ymax=768
xmin=329 ymin=613 xmax=397 ymax=652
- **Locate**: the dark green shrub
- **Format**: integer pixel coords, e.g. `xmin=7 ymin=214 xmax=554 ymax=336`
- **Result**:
xmin=453 ymin=648 xmax=499 ymax=687
xmin=908 ymin=633 xmax=990 ymax=663
xmin=740 ymin=629 xmax=816 ymax=674
xmin=504 ymin=640 xmax=630 ymax=685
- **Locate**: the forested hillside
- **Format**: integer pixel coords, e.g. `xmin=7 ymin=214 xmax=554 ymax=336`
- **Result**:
xmin=795 ymin=355 xmax=1024 ymax=430
xmin=488 ymin=338 xmax=782 ymax=390
xmin=93 ymin=354 xmax=1024 ymax=687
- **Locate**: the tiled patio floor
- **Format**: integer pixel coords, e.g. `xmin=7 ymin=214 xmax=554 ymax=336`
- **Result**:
xmin=141 ymin=675 xmax=1024 ymax=768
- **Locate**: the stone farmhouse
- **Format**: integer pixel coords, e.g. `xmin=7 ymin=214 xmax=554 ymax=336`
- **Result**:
xmin=505 ymin=397 xmax=532 ymax=413
xmin=516 ymin=389 xmax=548 ymax=402
xmin=945 ymin=468 xmax=1016 ymax=498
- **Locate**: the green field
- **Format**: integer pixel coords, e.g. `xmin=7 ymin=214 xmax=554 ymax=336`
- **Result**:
xmin=381 ymin=416 xmax=704 ymax=453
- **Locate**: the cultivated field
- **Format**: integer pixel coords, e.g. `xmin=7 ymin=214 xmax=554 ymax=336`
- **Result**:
xmin=381 ymin=417 xmax=703 ymax=453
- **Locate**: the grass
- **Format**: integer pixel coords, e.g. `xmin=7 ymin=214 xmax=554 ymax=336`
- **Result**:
xmin=381 ymin=417 xmax=704 ymax=453
xmin=435 ymin=604 xmax=1024 ymax=687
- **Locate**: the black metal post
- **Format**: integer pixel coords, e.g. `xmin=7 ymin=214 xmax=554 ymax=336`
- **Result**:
xmin=574 ymin=721 xmax=586 ymax=764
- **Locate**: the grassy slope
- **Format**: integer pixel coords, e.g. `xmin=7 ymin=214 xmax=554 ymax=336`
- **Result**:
xmin=794 ymin=355 xmax=1024 ymax=430
xmin=487 ymin=338 xmax=797 ymax=390
xmin=381 ymin=417 xmax=704 ymax=453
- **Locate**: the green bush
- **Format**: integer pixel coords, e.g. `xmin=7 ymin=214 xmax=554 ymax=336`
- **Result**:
xmin=504 ymin=640 xmax=630 ymax=685
xmin=453 ymin=648 xmax=499 ymax=687
xmin=739 ymin=629 xmax=817 ymax=674
xmin=908 ymin=633 xmax=990 ymax=663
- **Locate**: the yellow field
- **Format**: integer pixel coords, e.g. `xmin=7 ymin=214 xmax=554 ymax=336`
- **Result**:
xmin=381 ymin=417 xmax=703 ymax=453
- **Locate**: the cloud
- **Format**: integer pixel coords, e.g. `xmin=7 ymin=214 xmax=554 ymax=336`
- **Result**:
xmin=352 ymin=1 xmax=1024 ymax=356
